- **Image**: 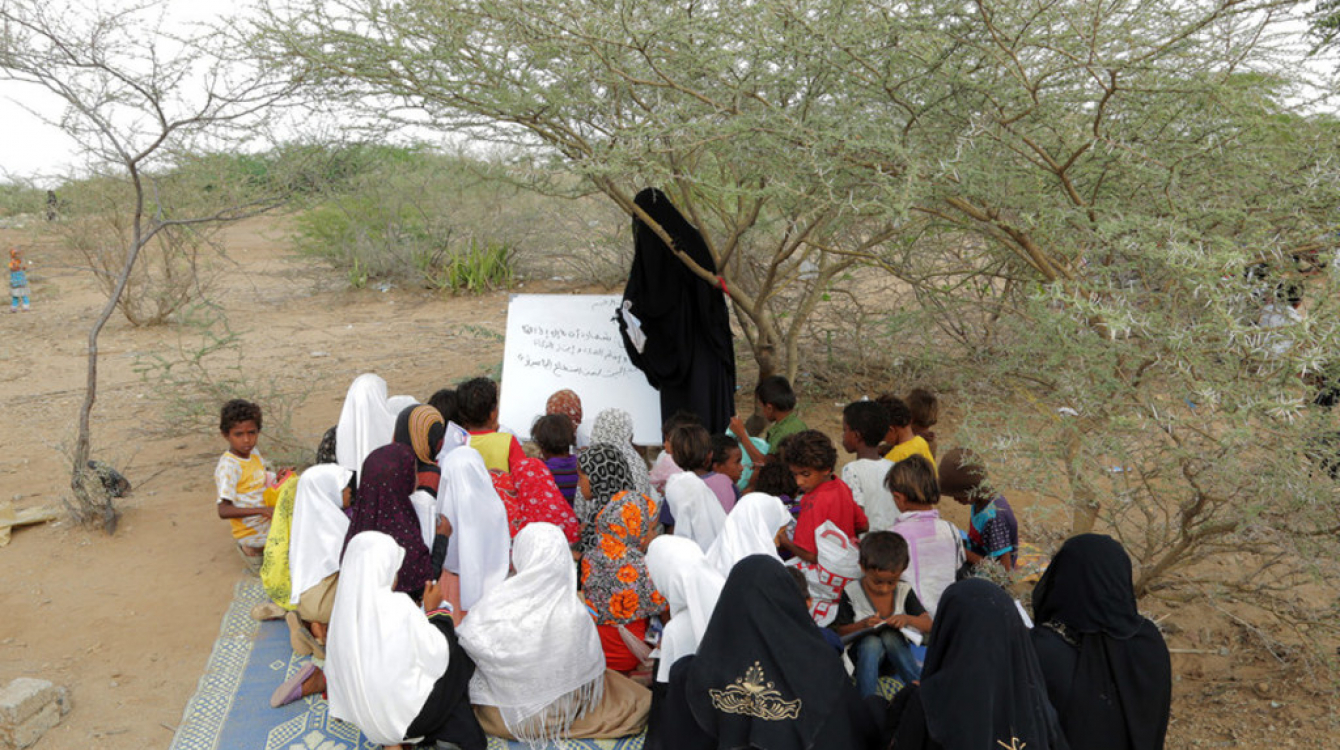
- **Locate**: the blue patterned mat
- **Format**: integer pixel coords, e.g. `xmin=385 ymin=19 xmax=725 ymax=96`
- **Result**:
xmin=171 ymin=579 xmax=645 ymax=750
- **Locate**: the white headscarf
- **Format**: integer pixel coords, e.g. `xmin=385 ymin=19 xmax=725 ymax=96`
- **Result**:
xmin=705 ymin=492 xmax=790 ymax=578
xmin=665 ymin=471 xmax=727 ymax=552
xmin=435 ymin=446 xmax=510 ymax=611
xmin=335 ymin=374 xmax=398 ymax=486
xmin=458 ymin=523 xmax=606 ymax=745
xmin=646 ymin=536 xmax=725 ymax=683
xmin=287 ymin=464 xmax=353 ymax=605
xmin=327 ymin=531 xmax=450 ymax=746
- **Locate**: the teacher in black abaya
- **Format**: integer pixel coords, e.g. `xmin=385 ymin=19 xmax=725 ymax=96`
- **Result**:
xmin=618 ymin=187 xmax=736 ymax=434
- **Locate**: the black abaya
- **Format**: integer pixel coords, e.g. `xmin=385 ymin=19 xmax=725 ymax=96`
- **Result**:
xmin=888 ymin=578 xmax=1068 ymax=750
xmin=653 ymin=554 xmax=882 ymax=750
xmin=620 ymin=187 xmax=736 ymax=433
xmin=1030 ymin=534 xmax=1172 ymax=750
xmin=403 ymin=614 xmax=487 ymax=750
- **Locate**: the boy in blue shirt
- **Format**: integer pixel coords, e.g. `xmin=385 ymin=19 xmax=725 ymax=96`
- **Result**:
xmin=939 ymin=448 xmax=1018 ymax=571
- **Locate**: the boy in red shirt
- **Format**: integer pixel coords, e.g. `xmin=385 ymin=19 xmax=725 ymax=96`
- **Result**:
xmin=779 ymin=430 xmax=868 ymax=563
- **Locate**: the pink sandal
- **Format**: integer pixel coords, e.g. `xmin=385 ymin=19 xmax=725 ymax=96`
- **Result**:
xmin=270 ymin=662 xmax=318 ymax=708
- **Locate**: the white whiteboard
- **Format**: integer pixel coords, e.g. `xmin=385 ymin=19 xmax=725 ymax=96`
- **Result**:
xmin=499 ymin=294 xmax=662 ymax=445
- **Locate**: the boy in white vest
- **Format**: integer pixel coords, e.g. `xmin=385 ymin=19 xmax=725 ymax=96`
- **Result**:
xmin=828 ymin=531 xmax=933 ymax=697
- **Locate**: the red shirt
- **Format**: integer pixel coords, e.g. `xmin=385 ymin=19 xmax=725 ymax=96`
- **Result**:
xmin=791 ymin=476 xmax=868 ymax=554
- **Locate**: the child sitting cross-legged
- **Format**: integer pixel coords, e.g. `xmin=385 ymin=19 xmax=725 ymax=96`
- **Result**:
xmin=940 ymin=447 xmax=1018 ymax=572
xmin=829 ymin=531 xmax=932 ymax=698
xmin=777 ymin=430 xmax=868 ymax=563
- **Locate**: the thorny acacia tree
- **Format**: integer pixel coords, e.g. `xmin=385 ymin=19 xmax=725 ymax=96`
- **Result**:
xmin=827 ymin=0 xmax=1340 ymax=641
xmin=0 ymin=0 xmax=298 ymax=530
xmin=256 ymin=0 xmax=923 ymax=381
xmin=256 ymin=0 xmax=1340 ymax=641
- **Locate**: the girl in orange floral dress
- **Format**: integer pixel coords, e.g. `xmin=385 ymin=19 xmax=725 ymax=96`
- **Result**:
xmin=581 ymin=484 xmax=667 ymax=674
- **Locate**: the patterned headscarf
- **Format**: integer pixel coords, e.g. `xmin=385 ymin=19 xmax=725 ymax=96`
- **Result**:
xmin=546 ymin=389 xmax=584 ymax=426
xmin=589 ymin=408 xmax=657 ymax=503
xmin=342 ymin=443 xmax=434 ymax=597
xmin=577 ymin=443 xmax=637 ymax=552
xmin=512 ymin=457 xmax=581 ymax=544
xmin=581 ymin=490 xmax=665 ymax=624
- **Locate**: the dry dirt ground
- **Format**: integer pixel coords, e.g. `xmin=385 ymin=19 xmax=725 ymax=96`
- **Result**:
xmin=0 ymin=216 xmax=1334 ymax=749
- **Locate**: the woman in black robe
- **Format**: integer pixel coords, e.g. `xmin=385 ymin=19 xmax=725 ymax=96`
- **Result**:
xmin=619 ymin=187 xmax=736 ymax=434
xmin=885 ymin=578 xmax=1068 ymax=750
xmin=1030 ymin=534 xmax=1172 ymax=750
xmin=654 ymin=554 xmax=883 ymax=750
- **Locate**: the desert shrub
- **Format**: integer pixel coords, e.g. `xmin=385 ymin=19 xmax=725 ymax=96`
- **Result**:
xmin=58 ymin=175 xmax=220 ymax=326
xmin=0 ymin=181 xmax=49 ymax=218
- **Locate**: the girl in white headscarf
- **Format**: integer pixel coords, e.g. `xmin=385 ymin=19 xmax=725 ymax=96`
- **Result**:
xmin=459 ymin=523 xmax=652 ymax=747
xmin=645 ymin=536 xmax=725 ymax=683
xmin=704 ymin=492 xmax=791 ymax=577
xmin=335 ymin=374 xmax=398 ymax=486
xmin=435 ymin=446 xmax=510 ymax=617
xmin=288 ymin=464 xmax=354 ymax=624
xmin=664 ymin=471 xmax=727 ymax=552
xmin=326 ymin=531 xmax=486 ymax=750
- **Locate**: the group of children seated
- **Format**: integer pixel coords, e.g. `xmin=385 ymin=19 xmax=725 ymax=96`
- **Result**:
xmin=213 ymin=373 xmax=1171 ymax=750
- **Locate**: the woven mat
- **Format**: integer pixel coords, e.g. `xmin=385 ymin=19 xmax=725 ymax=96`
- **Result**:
xmin=171 ymin=578 xmax=645 ymax=750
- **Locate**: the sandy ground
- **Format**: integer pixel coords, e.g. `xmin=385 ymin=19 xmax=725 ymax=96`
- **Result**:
xmin=0 ymin=215 xmax=1335 ymax=748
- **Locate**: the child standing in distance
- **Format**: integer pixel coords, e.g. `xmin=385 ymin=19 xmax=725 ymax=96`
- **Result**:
xmin=829 ymin=531 xmax=931 ymax=697
xmin=9 ymin=248 xmax=31 ymax=312
xmin=532 ymin=413 xmax=579 ymax=505
xmin=839 ymin=400 xmax=897 ymax=533
xmin=939 ymin=448 xmax=1017 ymax=571
xmin=904 ymin=387 xmax=939 ymax=458
xmin=216 ymin=399 xmax=275 ymax=574
xmin=887 ymin=454 xmax=963 ymax=617
xmin=456 ymin=377 xmax=525 ymax=473
xmin=704 ymin=433 xmax=743 ymax=512
xmin=876 ymin=394 xmax=936 ymax=470
xmin=778 ymin=430 xmax=868 ymax=564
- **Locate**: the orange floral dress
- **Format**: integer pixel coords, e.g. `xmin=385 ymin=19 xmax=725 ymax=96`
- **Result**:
xmin=581 ymin=490 xmax=666 ymax=625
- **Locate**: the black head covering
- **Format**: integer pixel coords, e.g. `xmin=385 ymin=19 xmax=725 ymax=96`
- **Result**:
xmin=917 ymin=578 xmax=1068 ymax=750
xmin=620 ymin=188 xmax=736 ymax=419
xmin=684 ymin=554 xmax=848 ymax=750
xmin=1032 ymin=534 xmax=1171 ymax=750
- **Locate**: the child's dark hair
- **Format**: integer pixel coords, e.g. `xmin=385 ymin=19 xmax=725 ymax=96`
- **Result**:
xmin=455 ymin=378 xmax=498 ymax=428
xmin=905 ymin=387 xmax=939 ymax=429
xmin=885 ymin=454 xmax=939 ymax=506
xmin=787 ymin=566 xmax=810 ymax=604
xmin=782 ymin=430 xmax=837 ymax=472
xmin=428 ymin=388 xmax=459 ymax=424
xmin=532 ymin=413 xmax=575 ymax=456
xmin=220 ymin=399 xmax=262 ymax=433
xmin=755 ymin=375 xmax=797 ymax=412
xmin=661 ymin=409 xmax=702 ymax=439
xmin=669 ymin=424 xmax=712 ymax=472
xmin=875 ymin=394 xmax=912 ymax=428
xmin=843 ymin=400 xmax=890 ymax=447
xmin=709 ymin=433 xmax=740 ymax=467
xmin=859 ymin=530 xmax=909 ymax=574
xmin=753 ymin=459 xmax=799 ymax=498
